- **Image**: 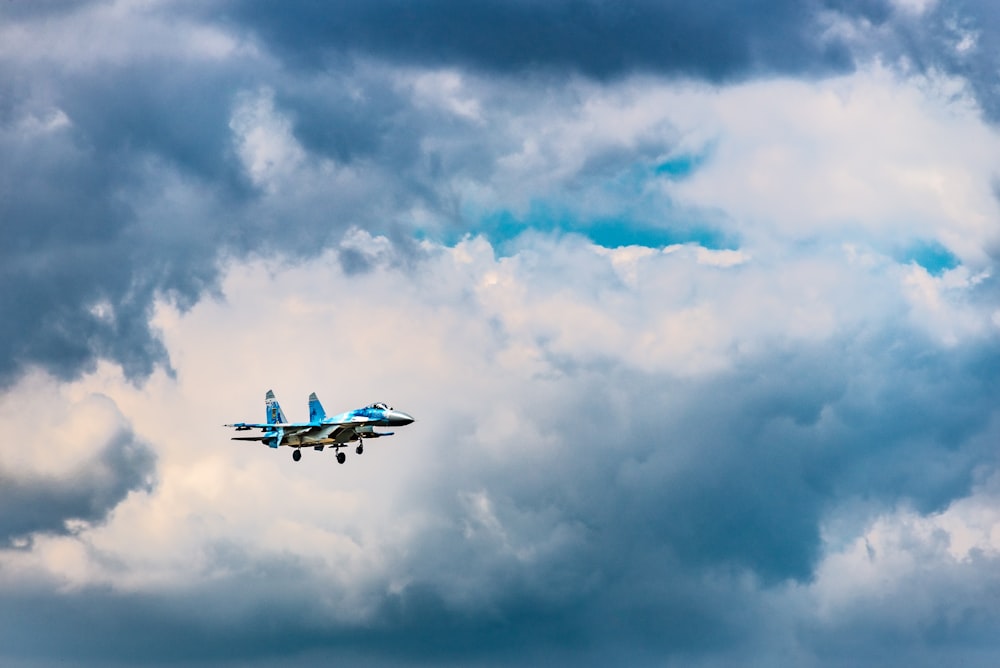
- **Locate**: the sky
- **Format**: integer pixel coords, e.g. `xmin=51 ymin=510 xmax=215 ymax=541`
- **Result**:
xmin=3 ymin=0 xmax=1000 ymax=665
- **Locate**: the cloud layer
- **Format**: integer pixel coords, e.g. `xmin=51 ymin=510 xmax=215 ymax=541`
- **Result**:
xmin=4 ymin=0 xmax=1000 ymax=665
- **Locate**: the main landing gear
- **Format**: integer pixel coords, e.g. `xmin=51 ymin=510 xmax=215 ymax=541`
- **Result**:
xmin=291 ymin=446 xmax=347 ymax=463
xmin=356 ymin=439 xmax=364 ymax=455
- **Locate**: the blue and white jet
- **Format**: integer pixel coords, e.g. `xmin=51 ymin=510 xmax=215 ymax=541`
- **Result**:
xmin=225 ymin=390 xmax=415 ymax=463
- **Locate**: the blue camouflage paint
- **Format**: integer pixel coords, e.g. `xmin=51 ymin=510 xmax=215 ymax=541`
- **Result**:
xmin=225 ymin=392 xmax=414 ymax=460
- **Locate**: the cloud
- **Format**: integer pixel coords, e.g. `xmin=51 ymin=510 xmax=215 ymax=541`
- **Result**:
xmin=229 ymin=0 xmax=858 ymax=80
xmin=0 ymin=3 xmax=252 ymax=385
xmin=4 ymin=0 xmax=1000 ymax=388
xmin=791 ymin=465 xmax=1000 ymax=667
xmin=224 ymin=0 xmax=1000 ymax=131
xmin=1 ymin=228 xmax=998 ymax=664
xmin=4 ymin=1 xmax=1000 ymax=665
xmin=661 ymin=67 xmax=1000 ymax=266
xmin=0 ymin=373 xmax=155 ymax=545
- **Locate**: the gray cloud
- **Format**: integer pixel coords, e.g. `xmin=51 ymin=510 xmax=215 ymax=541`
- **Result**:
xmin=13 ymin=330 xmax=998 ymax=666
xmin=7 ymin=322 xmax=995 ymax=665
xmin=832 ymin=0 xmax=1000 ymax=124
xmin=228 ymin=0 xmax=1000 ymax=134
xmin=0 ymin=24 xmax=455 ymax=386
xmin=229 ymin=0 xmax=859 ymax=81
xmin=0 ymin=427 xmax=155 ymax=544
xmin=0 ymin=54 xmax=245 ymax=384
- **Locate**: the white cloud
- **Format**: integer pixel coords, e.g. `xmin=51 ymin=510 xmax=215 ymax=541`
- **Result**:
xmin=663 ymin=66 xmax=1000 ymax=265
xmin=0 ymin=372 xmax=130 ymax=478
xmin=2 ymin=215 xmax=992 ymax=601
xmin=901 ymin=264 xmax=993 ymax=345
xmin=807 ymin=466 xmax=1000 ymax=628
xmin=385 ymin=64 xmax=1000 ymax=273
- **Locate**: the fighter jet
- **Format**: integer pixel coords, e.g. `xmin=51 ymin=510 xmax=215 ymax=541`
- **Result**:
xmin=225 ymin=390 xmax=415 ymax=463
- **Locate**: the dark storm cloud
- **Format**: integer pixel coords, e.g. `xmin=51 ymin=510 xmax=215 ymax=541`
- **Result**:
xmin=0 ymin=428 xmax=155 ymax=543
xmin=0 ymin=8 xmax=456 ymax=387
xmin=0 ymin=50 xmax=252 ymax=385
xmin=219 ymin=0 xmax=1000 ymax=143
xmin=275 ymin=77 xmax=400 ymax=165
xmin=232 ymin=0 xmax=1000 ymax=139
xmin=0 ymin=43 xmax=405 ymax=387
xmin=230 ymin=0 xmax=859 ymax=81
xmin=376 ymin=330 xmax=1000 ymax=661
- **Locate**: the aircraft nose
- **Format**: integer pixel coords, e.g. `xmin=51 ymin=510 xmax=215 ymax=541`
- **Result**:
xmin=387 ymin=410 xmax=415 ymax=426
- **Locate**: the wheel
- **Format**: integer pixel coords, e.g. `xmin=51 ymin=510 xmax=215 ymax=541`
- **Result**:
xmin=336 ymin=452 xmax=346 ymax=464
xmin=356 ymin=443 xmax=364 ymax=455
xmin=292 ymin=449 xmax=302 ymax=462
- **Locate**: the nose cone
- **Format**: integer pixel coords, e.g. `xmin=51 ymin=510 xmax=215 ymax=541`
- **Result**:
xmin=386 ymin=410 xmax=415 ymax=427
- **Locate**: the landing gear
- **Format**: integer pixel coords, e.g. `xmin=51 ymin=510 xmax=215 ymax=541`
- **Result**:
xmin=356 ymin=440 xmax=364 ymax=455
xmin=336 ymin=451 xmax=346 ymax=464
xmin=292 ymin=449 xmax=302 ymax=462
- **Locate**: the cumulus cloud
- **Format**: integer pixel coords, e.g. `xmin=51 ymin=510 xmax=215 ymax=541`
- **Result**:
xmin=661 ymin=67 xmax=1000 ymax=265
xmin=0 ymin=373 xmax=155 ymax=545
xmin=1 ymin=227 xmax=997 ymax=664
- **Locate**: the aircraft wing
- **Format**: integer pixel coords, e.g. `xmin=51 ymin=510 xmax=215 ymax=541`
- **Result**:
xmin=225 ymin=418 xmax=371 ymax=431
xmin=225 ymin=421 xmax=317 ymax=430
xmin=225 ymin=421 xmax=322 ymax=448
xmin=225 ymin=422 xmax=322 ymax=440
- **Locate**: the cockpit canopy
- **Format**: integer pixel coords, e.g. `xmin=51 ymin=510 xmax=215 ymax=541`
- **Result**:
xmin=366 ymin=402 xmax=392 ymax=411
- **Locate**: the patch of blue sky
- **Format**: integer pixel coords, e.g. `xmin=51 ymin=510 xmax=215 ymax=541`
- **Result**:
xmin=897 ymin=240 xmax=960 ymax=275
xmin=655 ymin=153 xmax=703 ymax=180
xmin=654 ymin=144 xmax=714 ymax=181
xmin=466 ymin=202 xmax=735 ymax=254
xmin=416 ymin=150 xmax=727 ymax=251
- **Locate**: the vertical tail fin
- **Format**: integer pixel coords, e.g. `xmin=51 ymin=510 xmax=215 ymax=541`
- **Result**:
xmin=308 ymin=392 xmax=326 ymax=422
xmin=265 ymin=390 xmax=287 ymax=425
